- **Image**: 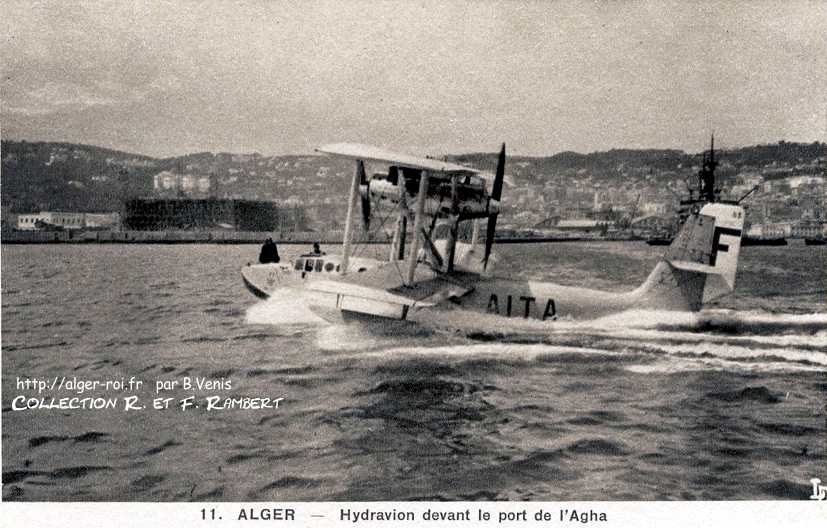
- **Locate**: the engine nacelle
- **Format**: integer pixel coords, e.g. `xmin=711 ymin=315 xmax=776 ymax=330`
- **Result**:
xmin=369 ymin=174 xmax=496 ymax=219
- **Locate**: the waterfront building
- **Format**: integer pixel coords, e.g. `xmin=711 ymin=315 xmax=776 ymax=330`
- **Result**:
xmin=16 ymin=211 xmax=85 ymax=230
xmin=122 ymin=198 xmax=298 ymax=231
xmin=791 ymin=221 xmax=826 ymax=239
xmin=746 ymin=222 xmax=794 ymax=238
xmin=84 ymin=213 xmax=121 ymax=230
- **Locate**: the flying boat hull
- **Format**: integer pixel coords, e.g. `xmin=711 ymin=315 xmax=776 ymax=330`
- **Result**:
xmin=240 ymin=254 xmax=382 ymax=299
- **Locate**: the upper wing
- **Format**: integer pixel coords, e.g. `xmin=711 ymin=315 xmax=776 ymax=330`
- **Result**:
xmin=317 ymin=143 xmax=480 ymax=174
xmin=317 ymin=142 xmax=514 ymax=187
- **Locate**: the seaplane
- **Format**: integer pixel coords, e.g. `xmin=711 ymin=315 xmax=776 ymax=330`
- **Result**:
xmin=239 ymin=143 xmax=505 ymax=297
xmin=242 ymin=142 xmax=745 ymax=333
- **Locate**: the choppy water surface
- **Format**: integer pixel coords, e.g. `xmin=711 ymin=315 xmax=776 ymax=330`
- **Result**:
xmin=2 ymin=242 xmax=825 ymax=501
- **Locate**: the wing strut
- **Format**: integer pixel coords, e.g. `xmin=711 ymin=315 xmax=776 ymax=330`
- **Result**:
xmin=483 ymin=143 xmax=506 ymax=270
xmin=397 ymin=216 xmax=407 ymax=260
xmin=405 ymin=171 xmax=430 ymax=285
xmin=446 ymin=174 xmax=459 ymax=272
xmin=358 ymin=159 xmax=370 ymax=230
xmin=421 ymin=227 xmax=444 ymax=269
xmin=389 ymin=170 xmax=407 ymax=261
xmin=341 ymin=160 xmax=363 ymax=274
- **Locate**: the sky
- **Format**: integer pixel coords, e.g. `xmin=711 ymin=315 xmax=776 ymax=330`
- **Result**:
xmin=2 ymin=0 xmax=825 ymax=158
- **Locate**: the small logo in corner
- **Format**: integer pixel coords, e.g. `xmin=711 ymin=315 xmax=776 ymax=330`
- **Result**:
xmin=811 ymin=478 xmax=827 ymax=500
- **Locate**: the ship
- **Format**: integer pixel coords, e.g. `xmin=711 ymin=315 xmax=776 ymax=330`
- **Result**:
xmin=647 ymin=135 xmax=723 ymax=246
xmin=646 ymin=135 xmax=777 ymax=247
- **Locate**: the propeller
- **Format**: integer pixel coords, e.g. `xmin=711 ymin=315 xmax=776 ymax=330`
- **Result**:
xmin=356 ymin=160 xmax=370 ymax=230
xmin=483 ymin=143 xmax=506 ymax=270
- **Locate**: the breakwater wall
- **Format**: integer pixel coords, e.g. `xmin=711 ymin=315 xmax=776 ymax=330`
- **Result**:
xmin=1 ymin=230 xmax=357 ymax=244
xmin=2 ymin=230 xmax=636 ymax=245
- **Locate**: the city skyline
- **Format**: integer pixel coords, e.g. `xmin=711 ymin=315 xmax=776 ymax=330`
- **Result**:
xmin=3 ymin=1 xmax=825 ymax=158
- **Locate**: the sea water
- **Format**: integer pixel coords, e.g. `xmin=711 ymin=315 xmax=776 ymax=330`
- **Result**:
xmin=2 ymin=242 xmax=825 ymax=500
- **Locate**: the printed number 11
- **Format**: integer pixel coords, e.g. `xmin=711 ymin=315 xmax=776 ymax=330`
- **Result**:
xmin=201 ymin=508 xmax=217 ymax=520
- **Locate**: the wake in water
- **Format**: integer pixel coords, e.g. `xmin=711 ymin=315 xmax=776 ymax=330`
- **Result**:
xmin=315 ymin=323 xmax=434 ymax=353
xmin=543 ymin=309 xmax=827 ymax=373
xmin=577 ymin=308 xmax=827 ymax=334
xmin=443 ymin=307 xmax=823 ymax=373
xmin=245 ymin=290 xmax=826 ymax=374
xmin=244 ymin=287 xmax=327 ymax=326
xmin=316 ymin=339 xmax=824 ymax=374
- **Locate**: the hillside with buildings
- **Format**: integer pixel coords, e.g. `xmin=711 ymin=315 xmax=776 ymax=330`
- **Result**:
xmin=2 ymin=139 xmax=824 ymax=237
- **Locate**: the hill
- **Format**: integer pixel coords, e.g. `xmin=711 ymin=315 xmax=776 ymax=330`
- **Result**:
xmin=2 ymin=139 xmax=823 ymax=229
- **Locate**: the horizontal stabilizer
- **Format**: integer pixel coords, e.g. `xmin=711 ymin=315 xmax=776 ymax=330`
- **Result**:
xmin=668 ymin=260 xmax=718 ymax=275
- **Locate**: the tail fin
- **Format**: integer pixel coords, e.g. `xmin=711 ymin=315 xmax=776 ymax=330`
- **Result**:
xmin=636 ymin=203 xmax=745 ymax=309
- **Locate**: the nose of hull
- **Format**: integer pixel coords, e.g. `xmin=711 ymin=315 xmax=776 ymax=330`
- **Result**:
xmin=241 ymin=264 xmax=300 ymax=299
xmin=241 ymin=271 xmax=270 ymax=299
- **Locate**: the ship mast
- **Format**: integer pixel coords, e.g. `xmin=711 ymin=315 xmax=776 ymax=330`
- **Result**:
xmin=698 ymin=134 xmax=718 ymax=203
